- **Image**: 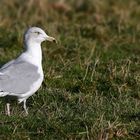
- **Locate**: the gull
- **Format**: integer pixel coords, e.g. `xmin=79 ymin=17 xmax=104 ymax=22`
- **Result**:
xmin=0 ymin=27 xmax=56 ymax=115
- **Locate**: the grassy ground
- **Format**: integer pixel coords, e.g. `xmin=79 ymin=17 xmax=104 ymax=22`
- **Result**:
xmin=0 ymin=0 xmax=140 ymax=139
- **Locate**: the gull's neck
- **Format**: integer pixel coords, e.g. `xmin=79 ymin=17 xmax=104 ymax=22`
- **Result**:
xmin=22 ymin=41 xmax=42 ymax=66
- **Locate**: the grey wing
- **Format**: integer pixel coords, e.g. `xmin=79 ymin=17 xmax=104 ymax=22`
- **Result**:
xmin=0 ymin=61 xmax=40 ymax=94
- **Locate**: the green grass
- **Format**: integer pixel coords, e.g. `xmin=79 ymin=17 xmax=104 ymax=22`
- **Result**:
xmin=0 ymin=0 xmax=140 ymax=139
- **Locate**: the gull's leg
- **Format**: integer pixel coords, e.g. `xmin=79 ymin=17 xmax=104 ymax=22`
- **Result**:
xmin=23 ymin=100 xmax=28 ymax=115
xmin=6 ymin=103 xmax=10 ymax=116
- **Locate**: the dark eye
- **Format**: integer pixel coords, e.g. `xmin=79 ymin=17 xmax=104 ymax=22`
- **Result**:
xmin=35 ymin=31 xmax=40 ymax=35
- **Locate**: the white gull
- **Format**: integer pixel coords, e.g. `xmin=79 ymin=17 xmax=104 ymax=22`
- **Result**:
xmin=0 ymin=27 xmax=56 ymax=115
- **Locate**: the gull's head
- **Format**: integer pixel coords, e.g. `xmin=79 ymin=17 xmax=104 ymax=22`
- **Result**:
xmin=24 ymin=27 xmax=56 ymax=45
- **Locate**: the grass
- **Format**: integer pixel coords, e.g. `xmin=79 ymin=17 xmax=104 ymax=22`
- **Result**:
xmin=0 ymin=0 xmax=140 ymax=139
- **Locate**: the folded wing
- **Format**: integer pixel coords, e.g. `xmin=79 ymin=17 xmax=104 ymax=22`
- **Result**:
xmin=0 ymin=61 xmax=40 ymax=94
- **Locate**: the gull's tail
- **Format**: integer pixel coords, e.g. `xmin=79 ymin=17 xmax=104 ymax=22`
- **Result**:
xmin=0 ymin=91 xmax=9 ymax=97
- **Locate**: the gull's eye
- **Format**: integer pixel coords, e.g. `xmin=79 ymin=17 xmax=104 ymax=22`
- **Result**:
xmin=34 ymin=31 xmax=40 ymax=35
